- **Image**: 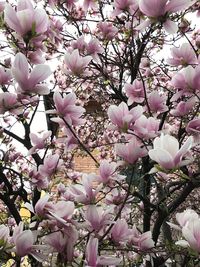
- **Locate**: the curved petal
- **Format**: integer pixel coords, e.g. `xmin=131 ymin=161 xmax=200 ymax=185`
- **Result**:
xmin=163 ymin=19 xmax=178 ymax=34
xmin=16 ymin=9 xmax=34 ymax=35
xmin=149 ymin=148 xmax=175 ymax=169
xmin=12 ymin=53 xmax=29 ymax=79
xmin=29 ymin=65 xmax=51 ymax=87
xmin=174 ymin=136 xmax=193 ymax=166
xmin=15 ymin=230 xmax=33 ymax=256
xmin=34 ymin=8 xmax=49 ymax=33
xmin=4 ymin=4 xmax=22 ymax=34
xmin=165 ymin=0 xmax=195 ymax=13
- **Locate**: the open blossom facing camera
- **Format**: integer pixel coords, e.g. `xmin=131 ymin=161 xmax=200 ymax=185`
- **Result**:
xmin=167 ymin=43 xmax=198 ymax=66
xmin=149 ymin=134 xmax=193 ymax=169
xmin=11 ymin=53 xmax=52 ymax=95
xmin=64 ymin=49 xmax=92 ymax=76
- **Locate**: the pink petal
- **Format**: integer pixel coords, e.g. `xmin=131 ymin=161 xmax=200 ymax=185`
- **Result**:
xmin=17 ymin=0 xmax=34 ymax=11
xmin=174 ymin=136 xmax=193 ymax=166
xmin=13 ymin=53 xmax=29 ymax=81
xmin=86 ymin=237 xmax=98 ymax=266
xmin=34 ymin=8 xmax=49 ymax=33
xmin=4 ymin=4 xmax=22 ymax=34
xmin=15 ymin=230 xmax=34 ymax=256
xmin=16 ymin=9 xmax=34 ymax=35
xmin=149 ymin=148 xmax=175 ymax=169
xmin=165 ymin=0 xmax=195 ymax=13
xmin=29 ymin=65 xmax=51 ymax=87
xmin=163 ymin=19 xmax=178 ymax=34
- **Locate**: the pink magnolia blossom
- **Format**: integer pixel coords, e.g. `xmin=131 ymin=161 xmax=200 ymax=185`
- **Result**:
xmin=28 ymin=130 xmax=52 ymax=155
xmin=167 ymin=43 xmax=198 ymax=66
xmin=29 ymin=168 xmax=49 ymax=190
xmin=186 ymin=117 xmax=200 ymax=143
xmin=86 ymin=236 xmax=121 ymax=267
xmin=133 ymin=115 xmax=159 ymax=139
xmin=186 ymin=117 xmax=200 ymax=135
xmin=125 ymin=80 xmax=145 ymax=105
xmin=45 ymin=231 xmax=68 ymax=253
xmin=85 ymin=205 xmax=112 ymax=232
xmin=98 ymin=22 xmax=118 ymax=40
xmin=4 ymin=0 xmax=48 ymax=38
xmin=86 ymin=38 xmax=104 ymax=62
xmin=108 ymin=102 xmax=143 ymax=131
xmin=71 ymin=36 xmax=87 ymax=53
xmin=176 ymin=209 xmax=199 ymax=228
xmin=0 ymin=67 xmax=12 ymax=85
xmin=148 ymin=91 xmax=168 ymax=114
xmin=138 ymin=0 xmax=195 ymax=33
xmin=15 ymin=230 xmax=46 ymax=261
xmin=38 ymin=153 xmax=63 ymax=178
xmin=70 ymin=174 xmax=102 ymax=204
xmin=170 ymin=97 xmax=196 ymax=117
xmin=48 ymin=200 xmax=75 ymax=225
xmin=115 ymin=137 xmax=147 ymax=164
xmin=45 ymin=226 xmax=78 ymax=261
xmin=176 ymin=219 xmax=200 ymax=252
xmin=11 ymin=53 xmax=52 ymax=95
xmin=129 ymin=226 xmax=154 ymax=251
xmin=96 ymin=160 xmax=119 ymax=184
xmin=83 ymin=0 xmax=98 ymax=12
xmin=12 ymin=222 xmax=46 ymax=261
xmin=111 ymin=219 xmax=130 ymax=244
xmin=0 ymin=92 xmax=20 ymax=114
xmin=51 ymin=91 xmax=85 ymax=126
xmin=113 ymin=0 xmax=139 ymax=16
xmin=0 ymin=225 xmax=9 ymax=243
xmin=64 ymin=49 xmax=92 ymax=76
xmin=34 ymin=194 xmax=54 ymax=217
xmin=148 ymin=134 xmax=193 ymax=169
xmin=171 ymin=65 xmax=200 ymax=94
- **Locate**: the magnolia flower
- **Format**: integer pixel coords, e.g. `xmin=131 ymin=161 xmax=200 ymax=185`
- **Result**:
xmin=64 ymin=49 xmax=92 ymax=76
xmin=0 ymin=67 xmax=12 ymax=85
xmin=12 ymin=222 xmax=46 ymax=261
xmin=116 ymin=137 xmax=147 ymax=164
xmin=113 ymin=0 xmax=139 ymax=16
xmin=51 ymin=91 xmax=85 ymax=126
xmin=38 ymin=154 xmax=63 ymax=178
xmin=108 ymin=102 xmax=143 ymax=131
xmin=149 ymin=134 xmax=193 ymax=169
xmin=125 ymin=80 xmax=145 ymax=105
xmin=111 ymin=219 xmax=130 ymax=244
xmin=96 ymin=159 xmax=118 ymax=184
xmin=98 ymin=22 xmax=118 ymax=40
xmin=148 ymin=91 xmax=168 ymax=114
xmin=85 ymin=205 xmax=112 ymax=232
xmin=4 ymin=0 xmax=48 ymax=38
xmin=133 ymin=115 xmax=159 ymax=139
xmin=12 ymin=53 xmax=52 ymax=95
xmin=28 ymin=131 xmax=52 ymax=155
xmin=138 ymin=0 xmax=195 ymax=34
xmin=171 ymin=65 xmax=200 ymax=94
xmin=86 ymin=38 xmax=104 ymax=62
xmin=85 ymin=236 xmax=121 ymax=266
xmin=167 ymin=43 xmax=198 ymax=66
xmin=186 ymin=117 xmax=200 ymax=143
xmin=129 ymin=226 xmax=154 ymax=251
xmin=170 ymin=98 xmax=196 ymax=117
xmin=176 ymin=219 xmax=200 ymax=252
xmin=0 ymin=92 xmax=20 ymax=114
xmin=70 ymin=174 xmax=102 ymax=204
